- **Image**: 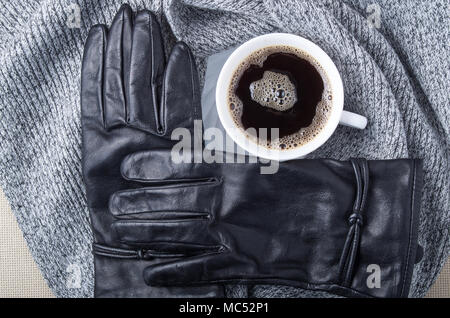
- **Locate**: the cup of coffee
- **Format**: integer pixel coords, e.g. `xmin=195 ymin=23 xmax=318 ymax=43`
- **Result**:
xmin=216 ymin=33 xmax=367 ymax=161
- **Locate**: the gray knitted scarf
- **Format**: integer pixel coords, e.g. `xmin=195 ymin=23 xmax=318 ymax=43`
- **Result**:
xmin=0 ymin=0 xmax=448 ymax=298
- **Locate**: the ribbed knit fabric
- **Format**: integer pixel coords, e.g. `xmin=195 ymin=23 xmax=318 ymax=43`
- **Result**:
xmin=0 ymin=0 xmax=448 ymax=298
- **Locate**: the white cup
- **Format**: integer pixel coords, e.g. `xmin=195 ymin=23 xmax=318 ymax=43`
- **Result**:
xmin=216 ymin=33 xmax=367 ymax=161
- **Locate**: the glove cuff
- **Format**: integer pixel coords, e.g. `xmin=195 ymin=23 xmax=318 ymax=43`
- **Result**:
xmin=93 ymin=243 xmax=225 ymax=298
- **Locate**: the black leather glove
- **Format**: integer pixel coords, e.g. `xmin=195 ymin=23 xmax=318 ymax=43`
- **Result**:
xmin=114 ymin=150 xmax=423 ymax=298
xmin=81 ymin=4 xmax=222 ymax=297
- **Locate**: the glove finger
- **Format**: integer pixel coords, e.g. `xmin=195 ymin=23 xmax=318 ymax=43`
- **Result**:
xmin=111 ymin=218 xmax=222 ymax=250
xmin=109 ymin=182 xmax=218 ymax=218
xmin=103 ymin=4 xmax=132 ymax=129
xmin=121 ymin=149 xmax=219 ymax=181
xmin=161 ymin=42 xmax=201 ymax=136
xmin=81 ymin=25 xmax=106 ymax=127
xmin=121 ymin=149 xmax=253 ymax=182
xmin=143 ymin=253 xmax=224 ymax=286
xmin=127 ymin=10 xmax=165 ymax=134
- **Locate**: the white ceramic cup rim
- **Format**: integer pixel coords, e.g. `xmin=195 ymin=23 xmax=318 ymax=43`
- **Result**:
xmin=216 ymin=33 xmax=344 ymax=161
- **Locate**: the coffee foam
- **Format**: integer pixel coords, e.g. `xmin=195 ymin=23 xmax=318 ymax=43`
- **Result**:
xmin=249 ymin=71 xmax=297 ymax=111
xmin=227 ymin=45 xmax=333 ymax=150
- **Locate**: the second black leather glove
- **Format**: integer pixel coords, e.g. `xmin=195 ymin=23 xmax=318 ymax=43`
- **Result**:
xmin=114 ymin=150 xmax=423 ymax=298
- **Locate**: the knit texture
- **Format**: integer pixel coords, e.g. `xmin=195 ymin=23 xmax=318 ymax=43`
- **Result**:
xmin=0 ymin=0 xmax=448 ymax=298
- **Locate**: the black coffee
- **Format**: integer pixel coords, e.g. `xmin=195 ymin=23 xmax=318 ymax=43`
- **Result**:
xmin=228 ymin=45 xmax=332 ymax=150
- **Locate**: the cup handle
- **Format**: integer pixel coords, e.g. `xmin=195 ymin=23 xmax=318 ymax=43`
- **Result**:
xmin=339 ymin=110 xmax=367 ymax=129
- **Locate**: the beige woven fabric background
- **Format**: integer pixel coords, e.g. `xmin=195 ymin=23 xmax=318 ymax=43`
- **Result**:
xmin=0 ymin=188 xmax=447 ymax=298
xmin=425 ymin=257 xmax=450 ymax=298
xmin=0 ymin=189 xmax=54 ymax=298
